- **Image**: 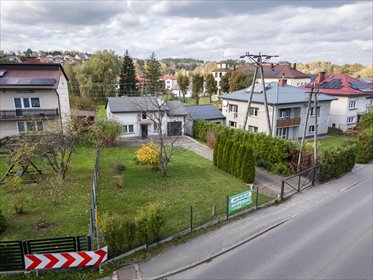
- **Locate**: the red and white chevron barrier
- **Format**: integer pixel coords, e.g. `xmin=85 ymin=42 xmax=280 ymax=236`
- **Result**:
xmin=24 ymin=246 xmax=108 ymax=270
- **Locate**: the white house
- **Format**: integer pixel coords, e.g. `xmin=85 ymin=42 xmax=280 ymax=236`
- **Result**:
xmin=212 ymin=61 xmax=232 ymax=94
xmin=161 ymin=74 xmax=177 ymax=91
xmin=171 ymin=83 xmax=193 ymax=98
xmin=219 ymin=80 xmax=337 ymax=140
xmin=107 ymin=96 xmax=188 ymax=138
xmin=0 ymin=63 xmax=70 ymax=139
xmin=303 ymin=72 xmax=373 ymax=131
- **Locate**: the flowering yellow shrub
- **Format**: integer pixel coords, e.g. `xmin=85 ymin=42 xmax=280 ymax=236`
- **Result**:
xmin=136 ymin=142 xmax=160 ymax=165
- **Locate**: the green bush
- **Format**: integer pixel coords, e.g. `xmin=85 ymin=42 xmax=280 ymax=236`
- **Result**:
xmin=222 ymin=140 xmax=233 ymax=172
xmin=0 ymin=210 xmax=6 ymax=235
xmin=356 ymin=127 xmax=373 ymax=163
xmin=357 ymin=111 xmax=373 ymax=130
xmin=213 ymin=134 xmax=221 ymax=166
xmin=229 ymin=143 xmax=239 ymax=174
xmin=241 ymin=145 xmax=256 ymax=183
xmin=14 ymin=193 xmax=27 ymax=214
xmin=234 ymin=145 xmax=245 ymax=177
xmin=95 ymin=119 xmax=123 ymax=147
xmin=256 ymin=159 xmax=273 ymax=170
xmin=99 ymin=212 xmax=137 ymax=257
xmin=270 ymin=162 xmax=292 ymax=176
xmin=216 ymin=137 xmax=226 ymax=169
xmin=135 ymin=202 xmax=166 ymax=243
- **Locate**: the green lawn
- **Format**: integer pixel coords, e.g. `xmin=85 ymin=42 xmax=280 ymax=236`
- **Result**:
xmin=98 ymin=146 xmax=272 ymax=242
xmin=0 ymin=147 xmax=96 ymax=240
xmin=313 ymin=133 xmax=356 ymax=152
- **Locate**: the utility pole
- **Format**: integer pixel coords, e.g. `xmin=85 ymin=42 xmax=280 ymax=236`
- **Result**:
xmin=240 ymin=52 xmax=278 ymax=135
xmin=313 ymin=89 xmax=318 ymax=165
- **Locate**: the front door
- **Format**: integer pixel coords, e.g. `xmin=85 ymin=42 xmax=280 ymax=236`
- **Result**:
xmin=141 ymin=124 xmax=148 ymax=139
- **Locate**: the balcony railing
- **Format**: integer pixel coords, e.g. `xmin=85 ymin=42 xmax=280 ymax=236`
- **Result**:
xmin=277 ymin=117 xmax=301 ymax=128
xmin=0 ymin=108 xmax=59 ymax=120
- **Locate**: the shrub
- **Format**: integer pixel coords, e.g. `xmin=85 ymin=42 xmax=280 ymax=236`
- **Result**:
xmin=213 ymin=134 xmax=221 ymax=166
xmin=0 ymin=210 xmax=6 ymax=235
xmin=256 ymin=159 xmax=273 ymax=170
xmin=356 ymin=127 xmax=373 ymax=163
xmin=271 ymin=162 xmax=292 ymax=176
xmin=99 ymin=212 xmax=137 ymax=257
xmin=241 ymin=145 xmax=256 ymax=183
xmin=136 ymin=142 xmax=160 ymax=166
xmin=216 ymin=137 xmax=226 ymax=169
xmin=234 ymin=145 xmax=244 ymax=177
xmin=135 ymin=202 xmax=166 ymax=243
xmin=95 ymin=119 xmax=123 ymax=147
xmin=206 ymin=130 xmax=216 ymax=149
xmin=228 ymin=143 xmax=238 ymax=175
xmin=357 ymin=111 xmax=373 ymax=130
xmin=14 ymin=193 xmax=27 ymax=214
xmin=222 ymin=140 xmax=233 ymax=172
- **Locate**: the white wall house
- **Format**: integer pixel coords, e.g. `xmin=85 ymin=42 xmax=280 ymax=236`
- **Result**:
xmin=303 ymin=73 xmax=373 ymax=131
xmin=219 ymin=80 xmax=336 ymax=140
xmin=162 ymin=74 xmax=178 ymax=91
xmin=171 ymin=83 xmax=192 ymax=98
xmin=107 ymin=96 xmax=187 ymax=138
xmin=212 ymin=61 xmax=231 ymax=94
xmin=0 ymin=63 xmax=70 ymax=139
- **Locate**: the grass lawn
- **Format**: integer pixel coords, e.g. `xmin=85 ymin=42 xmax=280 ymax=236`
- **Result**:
xmin=0 ymin=147 xmax=96 ymax=240
xmin=312 ymin=132 xmax=356 ymax=152
xmin=98 ymin=146 xmax=272 ymax=242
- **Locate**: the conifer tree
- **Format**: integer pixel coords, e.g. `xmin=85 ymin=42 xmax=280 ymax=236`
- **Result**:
xmin=213 ymin=134 xmax=221 ymax=166
xmin=228 ymin=143 xmax=238 ymax=175
xmin=241 ymin=145 xmax=255 ymax=183
xmin=222 ymin=140 xmax=233 ymax=172
xmin=217 ymin=137 xmax=226 ymax=169
xmin=145 ymin=52 xmax=162 ymax=96
xmin=119 ymin=50 xmax=138 ymax=96
xmin=234 ymin=145 xmax=245 ymax=177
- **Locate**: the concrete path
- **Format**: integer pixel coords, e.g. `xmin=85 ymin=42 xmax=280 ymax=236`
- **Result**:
xmin=101 ymin=163 xmax=371 ymax=280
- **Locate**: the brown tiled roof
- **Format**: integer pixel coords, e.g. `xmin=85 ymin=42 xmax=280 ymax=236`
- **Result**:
xmin=236 ymin=64 xmax=310 ymax=79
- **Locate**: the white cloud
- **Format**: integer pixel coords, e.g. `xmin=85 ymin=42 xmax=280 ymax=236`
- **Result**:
xmin=0 ymin=0 xmax=372 ymax=64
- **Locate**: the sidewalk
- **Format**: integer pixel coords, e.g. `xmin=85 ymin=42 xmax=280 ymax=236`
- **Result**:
xmin=103 ymin=163 xmax=371 ymax=280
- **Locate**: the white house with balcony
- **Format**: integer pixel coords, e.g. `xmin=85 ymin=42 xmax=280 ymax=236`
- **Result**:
xmin=303 ymin=73 xmax=373 ymax=131
xmin=219 ymin=80 xmax=336 ymax=140
xmin=0 ymin=63 xmax=70 ymax=140
xmin=106 ymin=96 xmax=188 ymax=138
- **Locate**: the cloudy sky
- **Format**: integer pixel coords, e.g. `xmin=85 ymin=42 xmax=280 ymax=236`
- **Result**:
xmin=0 ymin=0 xmax=372 ymax=65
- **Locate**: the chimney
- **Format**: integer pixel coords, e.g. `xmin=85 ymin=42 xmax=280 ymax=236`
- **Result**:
xmin=270 ymin=63 xmax=274 ymax=70
xmin=292 ymin=63 xmax=297 ymax=70
xmin=26 ymin=57 xmax=40 ymax=64
xmin=317 ymin=71 xmax=326 ymax=84
xmin=279 ymin=79 xmax=287 ymax=86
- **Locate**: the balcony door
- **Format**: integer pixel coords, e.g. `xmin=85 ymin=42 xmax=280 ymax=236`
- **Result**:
xmin=14 ymin=98 xmax=23 ymax=116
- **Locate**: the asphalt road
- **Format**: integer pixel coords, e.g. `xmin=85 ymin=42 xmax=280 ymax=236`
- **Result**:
xmin=171 ymin=173 xmax=373 ymax=280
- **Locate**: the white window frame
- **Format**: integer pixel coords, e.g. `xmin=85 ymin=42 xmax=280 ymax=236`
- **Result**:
xmin=248 ymin=125 xmax=258 ymax=133
xmin=249 ymin=107 xmax=259 ymax=117
xmin=14 ymin=97 xmax=40 ymax=109
xmin=348 ymin=100 xmax=357 ymax=110
xmin=276 ymin=127 xmax=289 ymax=139
xmin=347 ymin=116 xmax=355 ymax=124
xmin=279 ymin=109 xmax=291 ymax=119
xmin=16 ymin=121 xmax=43 ymax=133
xmin=228 ymin=104 xmax=238 ymax=113
xmin=229 ymin=121 xmax=237 ymax=128
xmin=310 ymin=106 xmax=320 ymax=117
xmin=308 ymin=125 xmax=315 ymax=134
xmin=366 ymin=99 xmax=373 ymax=107
xmin=123 ymin=124 xmax=134 ymax=134
xmin=153 ymin=122 xmax=159 ymax=132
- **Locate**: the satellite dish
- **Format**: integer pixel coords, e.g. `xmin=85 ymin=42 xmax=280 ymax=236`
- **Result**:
xmin=222 ymin=100 xmax=228 ymax=106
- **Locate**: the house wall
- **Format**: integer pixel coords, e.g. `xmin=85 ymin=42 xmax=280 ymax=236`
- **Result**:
xmin=263 ymin=78 xmax=311 ymax=87
xmin=172 ymin=89 xmax=192 ymax=98
xmin=56 ymin=72 xmax=71 ymax=123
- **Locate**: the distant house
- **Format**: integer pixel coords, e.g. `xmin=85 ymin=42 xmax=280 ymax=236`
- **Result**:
xmin=171 ymin=83 xmax=192 ymax=98
xmin=107 ymin=96 xmax=188 ymax=138
xmin=184 ymin=104 xmax=226 ymax=135
xmin=303 ymin=72 xmax=373 ymax=131
xmin=219 ymin=79 xmax=336 ymax=140
xmin=0 ymin=63 xmax=70 ymax=140
xmin=236 ymin=63 xmax=311 ymax=87
xmin=212 ymin=61 xmax=232 ymax=94
xmin=161 ymin=74 xmax=177 ymax=91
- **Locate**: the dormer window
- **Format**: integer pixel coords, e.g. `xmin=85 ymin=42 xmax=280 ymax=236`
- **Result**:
xmin=142 ymin=112 xmax=147 ymax=119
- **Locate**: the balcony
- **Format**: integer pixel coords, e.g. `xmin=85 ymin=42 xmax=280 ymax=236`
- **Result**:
xmin=277 ymin=117 xmax=301 ymax=128
xmin=0 ymin=108 xmax=59 ymax=120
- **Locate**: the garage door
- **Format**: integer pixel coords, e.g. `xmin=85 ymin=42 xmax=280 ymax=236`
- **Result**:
xmin=167 ymin=122 xmax=182 ymax=136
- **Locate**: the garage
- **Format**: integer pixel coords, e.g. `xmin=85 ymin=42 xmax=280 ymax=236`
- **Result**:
xmin=167 ymin=121 xmax=182 ymax=136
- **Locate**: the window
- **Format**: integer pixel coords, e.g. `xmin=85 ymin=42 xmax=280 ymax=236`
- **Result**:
xmin=248 ymin=126 xmax=258 ymax=133
xmin=228 ymin=104 xmax=238 ymax=113
xmin=17 ymin=121 xmax=43 ymax=132
xmin=348 ymin=100 xmax=357 ymax=110
xmin=124 ymin=124 xmax=134 ymax=134
xmin=276 ymin=127 xmax=289 ymax=139
xmin=310 ymin=106 xmax=320 ymax=117
xmin=347 ymin=117 xmax=355 ymax=124
xmin=366 ymin=99 xmax=373 ymax=107
xmin=153 ymin=122 xmax=159 ymax=132
xmin=219 ymin=73 xmax=222 ymax=77
xmin=14 ymin=98 xmax=22 ymax=108
xmin=14 ymin=97 xmax=40 ymax=108
xmin=229 ymin=121 xmax=237 ymax=128
xmin=249 ymin=107 xmax=259 ymax=117
xmin=23 ymin=98 xmax=30 ymax=108
xmin=279 ymin=109 xmax=291 ymax=119
xmin=308 ymin=125 xmax=315 ymax=134
xmin=142 ymin=112 xmax=147 ymax=119
xmin=31 ymin=98 xmax=40 ymax=108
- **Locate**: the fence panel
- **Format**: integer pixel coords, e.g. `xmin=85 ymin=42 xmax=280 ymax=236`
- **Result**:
xmin=25 ymin=236 xmax=90 ymax=254
xmin=0 ymin=241 xmax=24 ymax=271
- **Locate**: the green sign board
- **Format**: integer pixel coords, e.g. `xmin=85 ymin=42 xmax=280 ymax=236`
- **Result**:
xmin=228 ymin=188 xmax=253 ymax=214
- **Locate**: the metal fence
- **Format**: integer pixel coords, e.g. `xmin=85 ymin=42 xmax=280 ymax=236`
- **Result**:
xmin=88 ymin=146 xmax=100 ymax=249
xmin=0 ymin=236 xmax=90 ymax=272
xmin=280 ymin=164 xmax=320 ymax=199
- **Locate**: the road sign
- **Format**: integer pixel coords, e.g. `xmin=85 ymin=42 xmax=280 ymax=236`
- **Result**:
xmin=228 ymin=188 xmax=253 ymax=214
xmin=24 ymin=246 xmax=108 ymax=271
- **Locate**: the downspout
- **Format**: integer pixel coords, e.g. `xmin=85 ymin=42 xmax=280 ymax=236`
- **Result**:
xmin=54 ymin=89 xmax=63 ymax=132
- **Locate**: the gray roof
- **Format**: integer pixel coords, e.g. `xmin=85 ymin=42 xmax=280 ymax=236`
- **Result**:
xmin=219 ymin=82 xmax=337 ymax=105
xmin=107 ymin=96 xmax=187 ymax=116
xmin=107 ymin=96 xmax=168 ymax=113
xmin=185 ymin=104 xmax=226 ymax=120
xmin=166 ymin=100 xmax=188 ymax=116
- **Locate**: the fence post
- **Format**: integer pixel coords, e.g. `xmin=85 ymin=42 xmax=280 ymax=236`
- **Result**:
xmin=226 ymin=196 xmax=229 ymax=220
xmin=256 ymin=186 xmax=259 ymax=209
xmin=190 ymin=206 xmax=193 ymax=233
xmin=280 ymin=180 xmax=285 ymax=200
xmin=297 ymin=175 xmax=301 ymax=192
xmin=145 ymin=234 xmax=148 ymax=249
xmin=312 ymin=166 xmax=316 ymax=186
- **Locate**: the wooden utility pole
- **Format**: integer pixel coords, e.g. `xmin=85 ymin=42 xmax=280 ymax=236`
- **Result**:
xmin=240 ymin=53 xmax=278 ymax=135
xmin=313 ymin=89 xmax=318 ymax=165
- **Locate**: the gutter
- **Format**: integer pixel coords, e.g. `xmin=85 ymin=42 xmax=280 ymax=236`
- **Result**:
xmin=54 ymin=89 xmax=63 ymax=131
